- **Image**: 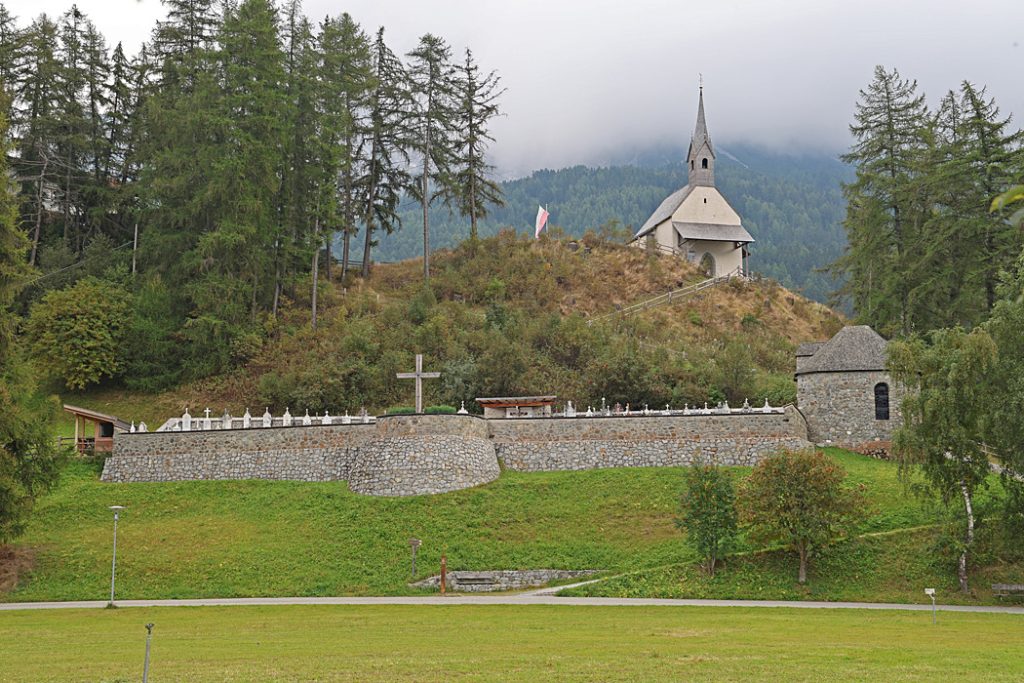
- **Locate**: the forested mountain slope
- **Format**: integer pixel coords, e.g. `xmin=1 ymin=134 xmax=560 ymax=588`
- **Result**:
xmin=381 ymin=145 xmax=851 ymax=303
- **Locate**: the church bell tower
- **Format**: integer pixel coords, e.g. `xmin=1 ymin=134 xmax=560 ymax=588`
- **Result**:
xmin=687 ymin=86 xmax=715 ymax=187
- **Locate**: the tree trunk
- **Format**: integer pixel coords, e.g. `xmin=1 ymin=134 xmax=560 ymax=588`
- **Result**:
xmin=798 ymin=544 xmax=808 ymax=584
xmin=311 ymin=217 xmax=320 ymax=331
xmin=422 ymin=147 xmax=430 ymax=283
xmin=361 ymin=218 xmax=373 ymax=278
xmin=341 ymin=230 xmax=350 ymax=282
xmin=30 ymin=158 xmax=48 ymax=266
xmin=958 ymin=479 xmax=975 ymax=593
xmin=324 ymin=230 xmax=332 ymax=282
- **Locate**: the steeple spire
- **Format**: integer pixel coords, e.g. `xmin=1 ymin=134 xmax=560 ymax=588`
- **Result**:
xmin=687 ymin=81 xmax=715 ymax=187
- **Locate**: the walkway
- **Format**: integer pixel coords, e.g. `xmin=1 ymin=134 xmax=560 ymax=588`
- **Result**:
xmin=3 ymin=595 xmax=1022 ymax=614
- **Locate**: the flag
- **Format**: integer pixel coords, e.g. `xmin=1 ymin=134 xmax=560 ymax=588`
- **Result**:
xmin=535 ymin=205 xmax=549 ymax=239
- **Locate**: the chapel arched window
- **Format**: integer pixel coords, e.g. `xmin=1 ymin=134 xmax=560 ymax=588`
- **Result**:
xmin=874 ymin=383 xmax=890 ymax=421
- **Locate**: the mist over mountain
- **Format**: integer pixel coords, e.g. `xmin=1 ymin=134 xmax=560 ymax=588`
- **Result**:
xmin=374 ymin=145 xmax=852 ymax=304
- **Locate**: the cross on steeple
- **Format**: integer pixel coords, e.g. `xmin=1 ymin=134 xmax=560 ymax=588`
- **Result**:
xmin=396 ymin=354 xmax=441 ymax=414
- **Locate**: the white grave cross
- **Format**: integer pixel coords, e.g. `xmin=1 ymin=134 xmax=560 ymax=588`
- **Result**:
xmin=396 ymin=354 xmax=441 ymax=414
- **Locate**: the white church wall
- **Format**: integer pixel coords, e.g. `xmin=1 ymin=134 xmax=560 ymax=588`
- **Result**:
xmin=673 ymin=187 xmax=742 ymax=225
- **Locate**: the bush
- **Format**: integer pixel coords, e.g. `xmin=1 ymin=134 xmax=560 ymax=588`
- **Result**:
xmin=676 ymin=461 xmax=737 ymax=576
xmin=386 ymin=406 xmax=416 ymax=415
xmin=424 ymin=405 xmax=457 ymax=414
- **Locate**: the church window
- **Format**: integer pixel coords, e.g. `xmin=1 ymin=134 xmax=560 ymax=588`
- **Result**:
xmin=703 ymin=198 xmax=707 ymax=203
xmin=874 ymin=383 xmax=890 ymax=420
xmin=701 ymin=158 xmax=708 ymax=169
xmin=690 ymin=160 xmax=694 ymax=170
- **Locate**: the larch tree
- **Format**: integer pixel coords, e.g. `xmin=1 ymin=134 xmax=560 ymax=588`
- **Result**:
xmin=407 ymin=33 xmax=457 ymax=283
xmin=451 ymin=48 xmax=504 ymax=242
xmin=359 ymin=27 xmax=413 ymax=278
xmin=833 ymin=66 xmax=930 ymax=336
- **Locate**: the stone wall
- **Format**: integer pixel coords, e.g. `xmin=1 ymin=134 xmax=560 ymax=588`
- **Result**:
xmin=491 ymin=406 xmax=810 ymax=471
xmin=411 ymin=569 xmax=599 ymax=592
xmin=103 ymin=408 xmax=812 ymax=494
xmin=796 ymin=370 xmax=904 ymax=447
xmin=348 ymin=415 xmax=499 ymax=497
xmin=102 ymin=423 xmax=375 ymax=483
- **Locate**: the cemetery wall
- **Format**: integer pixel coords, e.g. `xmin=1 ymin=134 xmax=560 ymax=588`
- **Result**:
xmin=491 ymin=406 xmax=810 ymax=471
xmin=347 ymin=415 xmax=500 ymax=496
xmin=102 ymin=424 xmax=375 ymax=483
xmin=103 ymin=408 xmax=811 ymax=493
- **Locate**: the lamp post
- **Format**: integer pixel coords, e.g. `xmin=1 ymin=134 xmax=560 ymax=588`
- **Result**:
xmin=142 ymin=623 xmax=155 ymax=683
xmin=108 ymin=505 xmax=125 ymax=606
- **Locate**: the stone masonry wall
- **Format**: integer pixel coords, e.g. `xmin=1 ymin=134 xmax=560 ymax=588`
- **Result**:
xmin=102 ymin=424 xmax=375 ymax=483
xmin=491 ymin=406 xmax=810 ymax=472
xmin=102 ymin=409 xmax=812 ymax=493
xmin=797 ymin=370 xmax=904 ymax=447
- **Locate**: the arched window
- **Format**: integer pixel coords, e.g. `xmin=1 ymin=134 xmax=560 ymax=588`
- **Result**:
xmin=690 ymin=160 xmax=694 ymax=170
xmin=701 ymin=158 xmax=709 ymax=169
xmin=874 ymin=383 xmax=890 ymax=420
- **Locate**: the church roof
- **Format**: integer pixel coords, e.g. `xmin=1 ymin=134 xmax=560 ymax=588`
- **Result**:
xmin=687 ymin=87 xmax=714 ymax=161
xmin=673 ymin=221 xmax=753 ymax=244
xmin=633 ymin=185 xmax=695 ymax=239
xmin=795 ymin=326 xmax=889 ymax=376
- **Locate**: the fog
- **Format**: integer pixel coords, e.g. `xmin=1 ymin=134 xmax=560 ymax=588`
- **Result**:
xmin=8 ymin=0 xmax=1023 ymax=175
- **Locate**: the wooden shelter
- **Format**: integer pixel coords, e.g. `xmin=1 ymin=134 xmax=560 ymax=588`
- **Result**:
xmin=63 ymin=404 xmax=131 ymax=454
xmin=475 ymin=396 xmax=557 ymax=419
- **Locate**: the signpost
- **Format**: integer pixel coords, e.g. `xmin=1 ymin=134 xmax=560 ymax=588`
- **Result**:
xmin=409 ymin=538 xmax=421 ymax=579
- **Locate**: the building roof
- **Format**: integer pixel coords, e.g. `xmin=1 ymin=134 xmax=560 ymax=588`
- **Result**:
xmin=794 ymin=326 xmax=889 ymax=376
xmin=796 ymin=342 xmax=825 ymax=357
xmin=63 ymin=404 xmax=132 ymax=431
xmin=687 ymin=87 xmax=714 ymax=161
xmin=673 ymin=221 xmax=754 ymax=244
xmin=633 ymin=185 xmax=695 ymax=239
xmin=475 ymin=396 xmax=557 ymax=407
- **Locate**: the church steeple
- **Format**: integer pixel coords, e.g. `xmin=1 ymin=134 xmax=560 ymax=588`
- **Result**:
xmin=687 ymin=84 xmax=715 ymax=187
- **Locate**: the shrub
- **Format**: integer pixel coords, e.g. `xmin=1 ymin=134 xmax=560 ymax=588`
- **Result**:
xmin=386 ymin=406 xmax=416 ymax=415
xmin=424 ymin=405 xmax=457 ymax=414
xmin=676 ymin=461 xmax=737 ymax=576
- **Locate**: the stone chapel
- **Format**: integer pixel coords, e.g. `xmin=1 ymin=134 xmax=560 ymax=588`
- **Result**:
xmin=631 ymin=87 xmax=753 ymax=277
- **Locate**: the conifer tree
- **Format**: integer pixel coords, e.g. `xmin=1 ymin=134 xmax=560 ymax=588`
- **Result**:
xmin=319 ymin=13 xmax=373 ymax=281
xmin=407 ymin=34 xmax=457 ymax=282
xmin=359 ymin=28 xmax=413 ymax=278
xmin=452 ymin=48 xmax=504 ymax=242
xmin=833 ymin=66 xmax=930 ymax=336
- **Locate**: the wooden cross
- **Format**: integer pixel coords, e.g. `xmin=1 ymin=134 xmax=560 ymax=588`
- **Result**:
xmin=396 ymin=354 xmax=440 ymax=414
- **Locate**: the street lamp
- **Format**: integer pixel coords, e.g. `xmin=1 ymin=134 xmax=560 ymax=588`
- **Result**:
xmin=108 ymin=505 xmax=125 ymax=607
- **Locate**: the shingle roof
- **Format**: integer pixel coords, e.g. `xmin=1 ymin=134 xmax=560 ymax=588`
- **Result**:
xmin=673 ymin=221 xmax=754 ymax=243
xmin=795 ymin=326 xmax=889 ymax=375
xmin=796 ymin=342 xmax=824 ymax=357
xmin=633 ymin=185 xmax=694 ymax=239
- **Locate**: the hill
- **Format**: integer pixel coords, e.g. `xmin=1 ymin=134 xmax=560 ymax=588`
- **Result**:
xmin=54 ymin=231 xmax=843 ymax=428
xmin=379 ymin=145 xmax=851 ymax=304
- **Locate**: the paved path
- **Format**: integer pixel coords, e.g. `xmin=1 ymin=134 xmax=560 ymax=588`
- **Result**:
xmin=2 ymin=595 xmax=1022 ymax=614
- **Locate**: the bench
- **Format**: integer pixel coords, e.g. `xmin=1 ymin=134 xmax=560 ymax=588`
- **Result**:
xmin=991 ymin=583 xmax=1024 ymax=598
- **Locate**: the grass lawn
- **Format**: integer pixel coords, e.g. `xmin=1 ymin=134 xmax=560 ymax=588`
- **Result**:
xmin=1 ymin=604 xmax=1023 ymax=682
xmin=4 ymin=448 xmax=1017 ymax=604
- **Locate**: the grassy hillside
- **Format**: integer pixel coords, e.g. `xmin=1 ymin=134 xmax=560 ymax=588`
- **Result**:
xmin=5 ymin=450 xmax=1021 ymax=604
xmin=54 ymin=231 xmax=842 ymax=430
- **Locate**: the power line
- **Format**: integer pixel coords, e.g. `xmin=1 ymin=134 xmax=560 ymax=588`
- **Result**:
xmin=24 ymin=240 xmax=134 ymax=287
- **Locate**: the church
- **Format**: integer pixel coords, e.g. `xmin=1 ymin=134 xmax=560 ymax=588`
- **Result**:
xmin=631 ymin=87 xmax=753 ymax=277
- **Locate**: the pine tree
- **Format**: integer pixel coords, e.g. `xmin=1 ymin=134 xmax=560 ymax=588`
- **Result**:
xmin=451 ymin=48 xmax=504 ymax=242
xmin=833 ymin=66 xmax=930 ymax=336
xmin=359 ymin=28 xmax=413 ymax=278
xmin=407 ymin=34 xmax=457 ymax=282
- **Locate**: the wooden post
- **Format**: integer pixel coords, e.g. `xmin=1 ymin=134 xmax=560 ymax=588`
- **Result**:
xmin=440 ymin=554 xmax=447 ymax=596
xmin=73 ymin=415 xmax=79 ymax=452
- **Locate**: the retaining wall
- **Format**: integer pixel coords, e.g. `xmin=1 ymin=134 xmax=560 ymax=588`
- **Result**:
xmin=102 ymin=408 xmax=811 ymax=494
xmin=491 ymin=406 xmax=810 ymax=471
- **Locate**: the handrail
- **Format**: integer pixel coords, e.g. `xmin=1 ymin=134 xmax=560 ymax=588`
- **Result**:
xmin=587 ymin=267 xmax=742 ymax=326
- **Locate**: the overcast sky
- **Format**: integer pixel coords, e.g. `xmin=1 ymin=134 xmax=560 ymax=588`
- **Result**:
xmin=6 ymin=0 xmax=1023 ymax=174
